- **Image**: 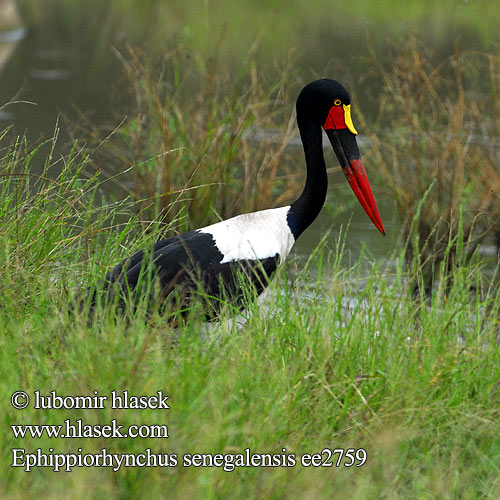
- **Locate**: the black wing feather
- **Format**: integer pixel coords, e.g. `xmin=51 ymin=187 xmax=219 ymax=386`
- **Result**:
xmin=91 ymin=230 xmax=279 ymax=319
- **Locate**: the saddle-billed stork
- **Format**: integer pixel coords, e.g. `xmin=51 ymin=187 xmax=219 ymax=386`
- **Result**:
xmin=90 ymin=79 xmax=385 ymax=319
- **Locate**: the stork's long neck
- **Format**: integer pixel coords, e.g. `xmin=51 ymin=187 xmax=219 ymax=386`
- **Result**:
xmin=287 ymin=115 xmax=328 ymax=239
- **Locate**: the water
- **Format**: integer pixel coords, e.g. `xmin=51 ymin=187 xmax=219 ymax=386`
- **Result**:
xmin=0 ymin=0 xmax=495 ymax=265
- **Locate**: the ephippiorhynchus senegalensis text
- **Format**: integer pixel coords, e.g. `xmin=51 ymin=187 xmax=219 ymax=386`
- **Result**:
xmin=91 ymin=79 xmax=385 ymax=318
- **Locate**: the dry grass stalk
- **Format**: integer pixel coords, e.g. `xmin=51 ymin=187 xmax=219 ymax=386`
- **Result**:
xmin=81 ymin=45 xmax=301 ymax=234
xmin=365 ymin=36 xmax=500 ymax=292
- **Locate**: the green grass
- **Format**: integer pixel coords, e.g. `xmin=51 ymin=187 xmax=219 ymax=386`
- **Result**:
xmin=1 ymin=134 xmax=499 ymax=499
xmin=2 ymin=2 xmax=500 ymax=498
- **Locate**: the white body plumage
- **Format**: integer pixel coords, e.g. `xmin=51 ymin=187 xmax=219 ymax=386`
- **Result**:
xmin=199 ymin=206 xmax=295 ymax=264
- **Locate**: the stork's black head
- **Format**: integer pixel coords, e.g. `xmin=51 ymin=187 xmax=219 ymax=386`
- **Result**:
xmin=296 ymin=78 xmax=385 ymax=235
xmin=296 ymin=79 xmax=356 ymax=134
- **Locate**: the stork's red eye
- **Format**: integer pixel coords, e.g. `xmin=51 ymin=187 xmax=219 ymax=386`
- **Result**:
xmin=334 ymin=99 xmax=342 ymax=106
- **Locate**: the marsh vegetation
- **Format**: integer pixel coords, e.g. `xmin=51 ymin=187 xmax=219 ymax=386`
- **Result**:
xmin=1 ymin=1 xmax=500 ymax=498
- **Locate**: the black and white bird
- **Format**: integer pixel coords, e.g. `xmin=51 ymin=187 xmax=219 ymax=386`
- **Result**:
xmin=90 ymin=79 xmax=385 ymax=319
